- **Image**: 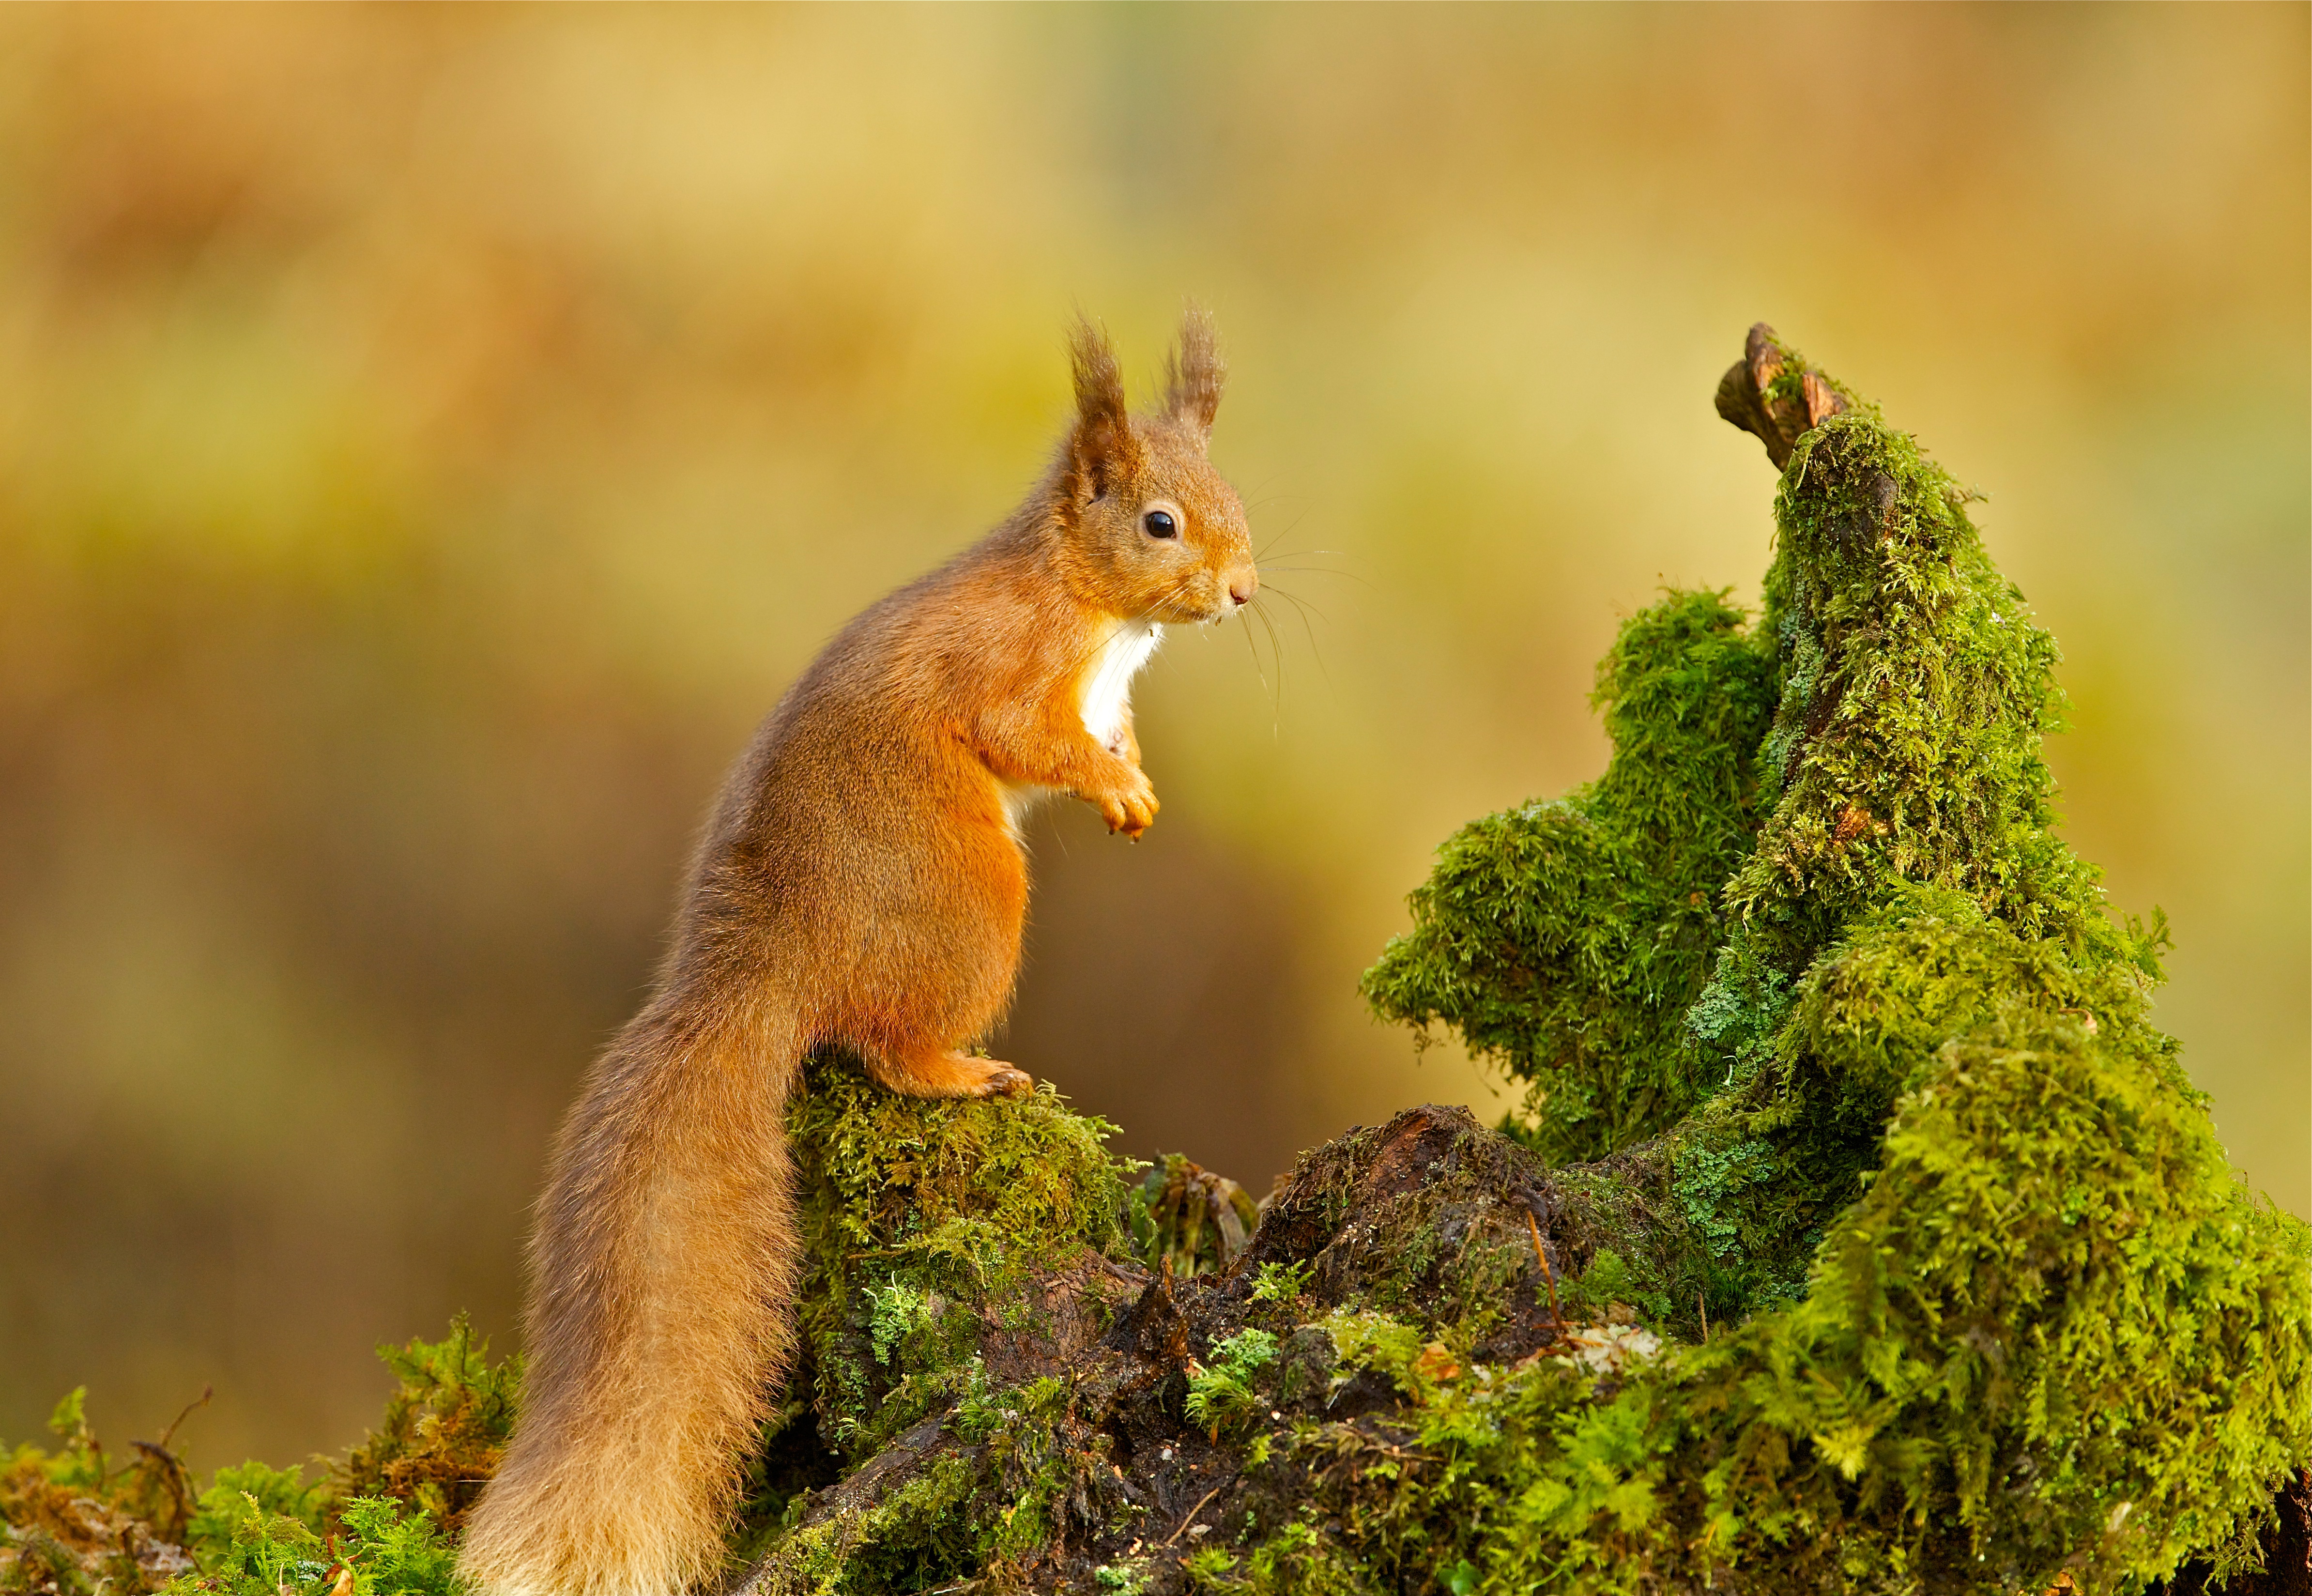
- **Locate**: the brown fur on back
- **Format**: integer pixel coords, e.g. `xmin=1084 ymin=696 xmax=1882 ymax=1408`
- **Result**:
xmin=458 ymin=312 xmax=1257 ymax=1596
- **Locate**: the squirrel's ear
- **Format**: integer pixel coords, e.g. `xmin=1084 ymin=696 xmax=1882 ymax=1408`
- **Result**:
xmin=1162 ymin=304 xmax=1225 ymax=444
xmin=1066 ymin=318 xmax=1141 ymax=503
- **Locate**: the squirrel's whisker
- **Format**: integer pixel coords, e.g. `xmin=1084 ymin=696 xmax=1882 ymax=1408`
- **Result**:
xmin=1236 ymin=600 xmax=1274 ymax=711
xmin=1253 ymin=515 xmax=1315 ymax=561
xmin=1252 ymin=596 xmax=1288 ymax=713
xmin=1259 ymin=591 xmax=1334 ymax=693
xmin=1258 ymin=583 xmax=1337 ymax=622
xmin=1255 ymin=566 xmax=1372 ymax=592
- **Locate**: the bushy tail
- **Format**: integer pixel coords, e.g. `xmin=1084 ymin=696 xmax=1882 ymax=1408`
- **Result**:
xmin=460 ymin=999 xmax=803 ymax=1596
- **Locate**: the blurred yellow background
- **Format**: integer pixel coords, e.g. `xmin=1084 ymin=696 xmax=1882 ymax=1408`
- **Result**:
xmin=0 ymin=4 xmax=2303 ymax=1472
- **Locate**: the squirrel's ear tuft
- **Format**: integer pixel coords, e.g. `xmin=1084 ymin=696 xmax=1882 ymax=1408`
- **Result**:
xmin=1066 ymin=317 xmax=1141 ymax=503
xmin=1162 ymin=304 xmax=1225 ymax=444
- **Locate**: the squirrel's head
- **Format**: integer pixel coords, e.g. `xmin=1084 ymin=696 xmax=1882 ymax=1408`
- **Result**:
xmin=1053 ymin=309 xmax=1256 ymax=625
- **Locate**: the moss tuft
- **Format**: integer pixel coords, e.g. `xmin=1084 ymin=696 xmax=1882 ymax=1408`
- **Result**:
xmin=0 ymin=1325 xmax=516 ymax=1596
xmin=332 ymin=1317 xmax=520 ymax=1537
xmin=1361 ymin=588 xmax=1777 ymax=1163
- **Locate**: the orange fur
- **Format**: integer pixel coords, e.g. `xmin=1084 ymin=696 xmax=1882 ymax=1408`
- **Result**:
xmin=458 ymin=310 xmax=1256 ymax=1596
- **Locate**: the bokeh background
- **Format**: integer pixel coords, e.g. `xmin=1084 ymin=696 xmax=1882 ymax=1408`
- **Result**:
xmin=1 ymin=4 xmax=2304 ymax=1473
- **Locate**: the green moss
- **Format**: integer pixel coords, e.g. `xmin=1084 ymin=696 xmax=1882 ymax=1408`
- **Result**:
xmin=780 ymin=1052 xmax=1130 ymax=1463
xmin=1313 ymin=1310 xmax=1424 ymax=1392
xmin=0 ymin=1325 xmax=514 ymax=1596
xmin=1186 ymin=1330 xmax=1283 ymax=1442
xmin=332 ymin=1317 xmax=520 ymax=1537
xmin=1331 ymin=331 xmax=2312 ymax=1592
xmin=1362 ymin=588 xmax=1778 ymax=1162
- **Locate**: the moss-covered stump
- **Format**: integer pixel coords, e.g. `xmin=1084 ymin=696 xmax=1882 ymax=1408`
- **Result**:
xmin=738 ymin=1100 xmax=1619 ymax=1596
xmin=1338 ymin=326 xmax=2311 ymax=1592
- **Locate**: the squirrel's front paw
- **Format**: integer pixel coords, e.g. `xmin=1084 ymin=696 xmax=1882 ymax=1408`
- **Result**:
xmin=1092 ymin=769 xmax=1158 ymax=840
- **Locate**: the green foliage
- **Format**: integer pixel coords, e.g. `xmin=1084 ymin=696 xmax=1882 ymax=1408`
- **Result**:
xmin=1181 ymin=1543 xmax=1241 ymax=1590
xmin=1 ymin=1327 xmax=499 ymax=1596
xmin=332 ymin=1316 xmax=520 ymax=1535
xmin=1186 ymin=1331 xmax=1283 ymax=1441
xmin=1568 ymin=1247 xmax=1634 ymax=1311
xmin=171 ymin=1486 xmax=329 ymax=1596
xmin=0 ymin=1401 xmax=468 ymax=1596
xmin=1314 ymin=1309 xmax=1424 ymax=1392
xmin=166 ymin=1493 xmax=458 ymax=1596
xmin=862 ymin=1279 xmax=931 ymax=1367
xmin=186 ymin=1464 xmax=326 ymax=1550
xmin=1248 ymin=1260 xmax=1312 ymax=1305
xmin=1362 ymin=588 xmax=1778 ymax=1162
xmin=1093 ymin=1556 xmax=1152 ymax=1593
xmin=332 ymin=1498 xmax=461 ymax=1596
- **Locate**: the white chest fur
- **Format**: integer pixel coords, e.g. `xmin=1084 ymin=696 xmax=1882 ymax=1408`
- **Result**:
xmin=1080 ymin=619 xmax=1163 ymax=751
xmin=997 ymin=620 xmax=1163 ymax=838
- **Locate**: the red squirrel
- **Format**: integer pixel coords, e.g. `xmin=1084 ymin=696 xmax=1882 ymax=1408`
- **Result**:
xmin=458 ymin=311 xmax=1257 ymax=1596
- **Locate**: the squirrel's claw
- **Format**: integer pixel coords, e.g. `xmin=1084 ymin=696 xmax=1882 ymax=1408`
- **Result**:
xmin=1095 ymin=777 xmax=1159 ymax=840
xmin=975 ymin=1063 xmax=1035 ymax=1099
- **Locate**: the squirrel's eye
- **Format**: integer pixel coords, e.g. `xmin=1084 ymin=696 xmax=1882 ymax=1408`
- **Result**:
xmin=1143 ymin=509 xmax=1178 ymax=539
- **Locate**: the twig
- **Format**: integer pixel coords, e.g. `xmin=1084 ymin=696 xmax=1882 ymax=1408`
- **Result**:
xmin=1699 ymin=1291 xmax=1709 ymax=1342
xmin=155 ymin=1387 xmax=213 ymax=1452
xmin=1157 ymin=1486 xmax=1224 ymax=1549
xmin=1524 ymin=1208 xmax=1565 ymax=1333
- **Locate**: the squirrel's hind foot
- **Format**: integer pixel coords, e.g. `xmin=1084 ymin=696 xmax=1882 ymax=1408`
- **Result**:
xmin=871 ymin=1049 xmax=1035 ymax=1101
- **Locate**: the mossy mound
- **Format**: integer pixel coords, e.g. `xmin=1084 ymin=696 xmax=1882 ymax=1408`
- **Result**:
xmin=781 ymin=1054 xmax=1134 ymax=1462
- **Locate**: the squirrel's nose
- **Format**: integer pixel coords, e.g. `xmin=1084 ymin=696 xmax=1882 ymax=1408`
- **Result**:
xmin=1228 ymin=572 xmax=1258 ymax=608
